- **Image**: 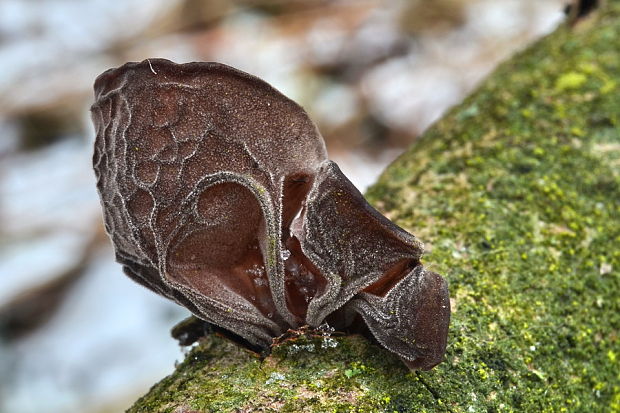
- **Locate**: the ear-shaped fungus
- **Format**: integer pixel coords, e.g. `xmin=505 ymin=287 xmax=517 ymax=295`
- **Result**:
xmin=91 ymin=59 xmax=450 ymax=370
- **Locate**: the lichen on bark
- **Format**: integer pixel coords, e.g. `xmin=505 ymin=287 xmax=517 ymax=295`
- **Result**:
xmin=129 ymin=3 xmax=620 ymax=412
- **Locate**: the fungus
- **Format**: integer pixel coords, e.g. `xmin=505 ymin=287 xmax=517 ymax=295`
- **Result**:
xmin=91 ymin=59 xmax=450 ymax=370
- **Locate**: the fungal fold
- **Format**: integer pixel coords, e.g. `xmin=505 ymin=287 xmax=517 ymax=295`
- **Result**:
xmin=91 ymin=59 xmax=450 ymax=370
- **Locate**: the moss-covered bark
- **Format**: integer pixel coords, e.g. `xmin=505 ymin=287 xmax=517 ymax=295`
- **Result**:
xmin=129 ymin=4 xmax=620 ymax=412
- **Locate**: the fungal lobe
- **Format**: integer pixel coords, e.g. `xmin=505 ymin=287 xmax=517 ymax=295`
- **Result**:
xmin=92 ymin=58 xmax=450 ymax=370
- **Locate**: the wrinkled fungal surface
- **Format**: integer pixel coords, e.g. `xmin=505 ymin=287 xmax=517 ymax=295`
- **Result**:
xmin=91 ymin=59 xmax=450 ymax=370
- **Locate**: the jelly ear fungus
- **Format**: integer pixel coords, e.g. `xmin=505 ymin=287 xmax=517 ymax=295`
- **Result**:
xmin=91 ymin=58 xmax=450 ymax=370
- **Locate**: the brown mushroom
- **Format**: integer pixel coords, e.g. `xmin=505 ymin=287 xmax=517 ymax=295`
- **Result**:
xmin=91 ymin=59 xmax=450 ymax=370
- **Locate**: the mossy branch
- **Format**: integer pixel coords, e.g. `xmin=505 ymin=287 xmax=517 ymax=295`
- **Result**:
xmin=129 ymin=4 xmax=620 ymax=412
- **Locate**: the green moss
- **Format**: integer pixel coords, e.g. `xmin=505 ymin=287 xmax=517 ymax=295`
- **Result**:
xmin=365 ymin=5 xmax=620 ymax=412
xmin=129 ymin=334 xmax=440 ymax=413
xmin=129 ymin=4 xmax=619 ymax=412
xmin=555 ymin=71 xmax=588 ymax=91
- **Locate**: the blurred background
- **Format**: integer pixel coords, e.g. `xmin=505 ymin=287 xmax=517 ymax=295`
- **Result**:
xmin=0 ymin=1 xmax=568 ymax=412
